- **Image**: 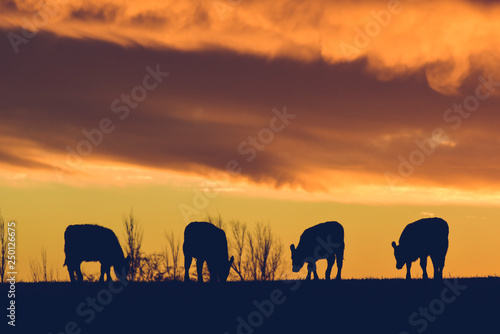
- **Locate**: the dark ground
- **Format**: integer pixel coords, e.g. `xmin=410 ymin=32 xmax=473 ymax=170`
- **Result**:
xmin=2 ymin=277 xmax=499 ymax=334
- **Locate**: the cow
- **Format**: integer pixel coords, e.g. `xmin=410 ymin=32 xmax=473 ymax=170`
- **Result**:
xmin=391 ymin=217 xmax=449 ymax=280
xmin=183 ymin=221 xmax=234 ymax=283
xmin=64 ymin=224 xmax=130 ymax=283
xmin=290 ymin=221 xmax=345 ymax=280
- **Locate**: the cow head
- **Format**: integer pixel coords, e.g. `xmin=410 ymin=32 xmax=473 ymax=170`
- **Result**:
xmin=220 ymin=256 xmax=234 ymax=282
xmin=391 ymin=241 xmax=406 ymax=270
xmin=290 ymin=244 xmax=304 ymax=272
xmin=114 ymin=255 xmax=131 ymax=281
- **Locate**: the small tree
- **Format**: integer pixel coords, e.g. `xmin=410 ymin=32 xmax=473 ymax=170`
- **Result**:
xmin=123 ymin=210 xmax=143 ymax=281
xmin=229 ymin=220 xmax=247 ymax=281
xmin=206 ymin=215 xmax=285 ymax=281
xmin=245 ymin=222 xmax=284 ymax=281
xmin=165 ymin=230 xmax=181 ymax=280
xmin=0 ymin=213 xmax=6 ymax=283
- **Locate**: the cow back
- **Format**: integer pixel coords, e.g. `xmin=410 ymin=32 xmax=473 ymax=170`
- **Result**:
xmin=297 ymin=221 xmax=344 ymax=255
xmin=399 ymin=218 xmax=449 ymax=256
xmin=183 ymin=221 xmax=229 ymax=262
xmin=64 ymin=224 xmax=124 ymax=264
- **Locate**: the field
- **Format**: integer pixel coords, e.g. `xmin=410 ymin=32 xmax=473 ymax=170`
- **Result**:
xmin=5 ymin=277 xmax=499 ymax=334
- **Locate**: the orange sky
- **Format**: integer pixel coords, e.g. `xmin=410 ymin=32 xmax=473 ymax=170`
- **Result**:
xmin=0 ymin=0 xmax=499 ymax=280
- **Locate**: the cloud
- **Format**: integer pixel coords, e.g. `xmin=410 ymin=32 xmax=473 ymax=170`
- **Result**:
xmin=69 ymin=3 xmax=122 ymax=22
xmin=421 ymin=212 xmax=435 ymax=217
xmin=1 ymin=27 xmax=500 ymax=193
xmin=0 ymin=0 xmax=17 ymax=10
xmin=2 ymin=0 xmax=500 ymax=95
xmin=1 ymin=1 xmax=500 ymax=203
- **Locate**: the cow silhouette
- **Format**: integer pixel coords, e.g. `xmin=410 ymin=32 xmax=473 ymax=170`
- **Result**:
xmin=392 ymin=217 xmax=449 ymax=280
xmin=64 ymin=224 xmax=130 ymax=282
xmin=183 ymin=221 xmax=234 ymax=283
xmin=290 ymin=221 xmax=345 ymax=280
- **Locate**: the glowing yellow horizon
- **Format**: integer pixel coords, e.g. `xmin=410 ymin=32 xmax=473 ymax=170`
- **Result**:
xmin=3 ymin=180 xmax=500 ymax=282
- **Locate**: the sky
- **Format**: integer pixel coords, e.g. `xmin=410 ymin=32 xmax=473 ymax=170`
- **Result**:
xmin=0 ymin=0 xmax=499 ymax=281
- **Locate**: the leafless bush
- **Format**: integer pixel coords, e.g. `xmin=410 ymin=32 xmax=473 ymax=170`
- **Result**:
xmin=82 ymin=272 xmax=99 ymax=282
xmin=164 ymin=245 xmax=170 ymax=279
xmin=30 ymin=258 xmax=42 ymax=282
xmin=229 ymin=220 xmax=247 ymax=281
xmin=207 ymin=215 xmax=285 ymax=281
xmin=29 ymin=247 xmax=55 ymax=282
xmin=245 ymin=222 xmax=284 ymax=281
xmin=165 ymin=230 xmax=181 ymax=281
xmin=123 ymin=210 xmax=143 ymax=281
xmin=138 ymin=253 xmax=167 ymax=282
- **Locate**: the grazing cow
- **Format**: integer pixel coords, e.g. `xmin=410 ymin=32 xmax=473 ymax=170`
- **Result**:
xmin=290 ymin=221 xmax=345 ymax=280
xmin=64 ymin=224 xmax=130 ymax=282
xmin=183 ymin=221 xmax=234 ymax=283
xmin=392 ymin=217 xmax=449 ymax=280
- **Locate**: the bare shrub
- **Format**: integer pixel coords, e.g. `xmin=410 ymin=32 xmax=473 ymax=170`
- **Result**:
xmin=123 ymin=210 xmax=143 ymax=281
xmin=165 ymin=230 xmax=181 ymax=280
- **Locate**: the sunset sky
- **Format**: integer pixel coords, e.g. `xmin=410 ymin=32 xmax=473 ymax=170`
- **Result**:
xmin=1 ymin=0 xmax=499 ymax=281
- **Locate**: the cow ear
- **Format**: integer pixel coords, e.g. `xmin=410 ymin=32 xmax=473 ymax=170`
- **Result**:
xmin=391 ymin=241 xmax=397 ymax=249
xmin=290 ymin=244 xmax=295 ymax=252
xmin=125 ymin=255 xmax=131 ymax=262
xmin=229 ymin=256 xmax=234 ymax=265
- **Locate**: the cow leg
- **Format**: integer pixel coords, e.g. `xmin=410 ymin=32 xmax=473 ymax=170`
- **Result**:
xmin=420 ymin=257 xmax=428 ymax=279
xmin=439 ymin=257 xmax=445 ymax=279
xmin=99 ymin=264 xmax=105 ymax=282
xmin=336 ymin=252 xmax=343 ymax=280
xmin=196 ymin=259 xmax=204 ymax=283
xmin=305 ymin=262 xmax=313 ymax=280
xmin=184 ymin=256 xmax=192 ymax=282
xmin=107 ymin=265 xmax=113 ymax=281
xmin=307 ymin=262 xmax=319 ymax=280
xmin=207 ymin=264 xmax=217 ymax=282
xmin=100 ymin=263 xmax=111 ymax=282
xmin=325 ymin=256 xmax=335 ymax=280
xmin=99 ymin=263 xmax=105 ymax=282
xmin=434 ymin=264 xmax=441 ymax=280
xmin=405 ymin=262 xmax=412 ymax=280
xmin=76 ymin=263 xmax=84 ymax=282
xmin=67 ymin=264 xmax=76 ymax=282
xmin=313 ymin=269 xmax=319 ymax=280
xmin=431 ymin=255 xmax=444 ymax=280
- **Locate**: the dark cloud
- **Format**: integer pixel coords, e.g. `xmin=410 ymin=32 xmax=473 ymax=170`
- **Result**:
xmin=129 ymin=11 xmax=168 ymax=27
xmin=1 ymin=28 xmax=499 ymax=189
xmin=70 ymin=3 xmax=122 ymax=22
xmin=0 ymin=0 xmax=17 ymax=10
xmin=0 ymin=146 xmax=52 ymax=171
